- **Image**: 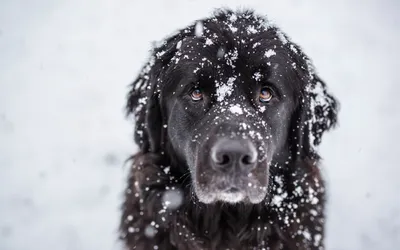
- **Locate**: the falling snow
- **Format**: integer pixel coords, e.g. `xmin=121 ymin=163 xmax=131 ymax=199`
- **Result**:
xmin=1 ymin=2 xmax=397 ymax=250
xmin=161 ymin=189 xmax=183 ymax=210
xmin=144 ymin=224 xmax=157 ymax=238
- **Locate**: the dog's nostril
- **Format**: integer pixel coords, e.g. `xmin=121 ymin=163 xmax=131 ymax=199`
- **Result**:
xmin=241 ymin=155 xmax=253 ymax=165
xmin=212 ymin=152 xmax=231 ymax=165
xmin=220 ymin=154 xmax=230 ymax=165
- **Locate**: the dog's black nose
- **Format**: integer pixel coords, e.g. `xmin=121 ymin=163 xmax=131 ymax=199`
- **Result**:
xmin=210 ymin=138 xmax=257 ymax=173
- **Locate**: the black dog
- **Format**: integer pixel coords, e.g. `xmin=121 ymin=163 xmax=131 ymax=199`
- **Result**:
xmin=121 ymin=9 xmax=338 ymax=250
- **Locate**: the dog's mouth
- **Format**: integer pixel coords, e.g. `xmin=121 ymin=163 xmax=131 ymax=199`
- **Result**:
xmin=216 ymin=190 xmax=246 ymax=203
xmin=225 ymin=186 xmax=240 ymax=193
xmin=193 ymin=169 xmax=269 ymax=204
xmin=214 ymin=184 xmax=246 ymax=203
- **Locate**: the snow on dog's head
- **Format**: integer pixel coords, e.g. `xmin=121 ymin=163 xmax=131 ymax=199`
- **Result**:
xmin=126 ymin=9 xmax=338 ymax=204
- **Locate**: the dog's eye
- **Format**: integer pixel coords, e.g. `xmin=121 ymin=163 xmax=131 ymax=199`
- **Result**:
xmin=190 ymin=88 xmax=203 ymax=101
xmin=259 ymin=87 xmax=273 ymax=103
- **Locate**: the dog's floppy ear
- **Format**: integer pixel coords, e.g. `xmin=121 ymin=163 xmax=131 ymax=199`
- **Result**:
xmin=126 ymin=33 xmax=184 ymax=153
xmin=305 ymin=75 xmax=338 ymax=148
xmin=291 ymin=73 xmax=338 ymax=159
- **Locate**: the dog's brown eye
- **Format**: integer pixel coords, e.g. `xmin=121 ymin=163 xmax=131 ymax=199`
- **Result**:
xmin=259 ymin=87 xmax=273 ymax=103
xmin=191 ymin=88 xmax=203 ymax=101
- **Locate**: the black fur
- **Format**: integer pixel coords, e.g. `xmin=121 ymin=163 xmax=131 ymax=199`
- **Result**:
xmin=121 ymin=9 xmax=338 ymax=250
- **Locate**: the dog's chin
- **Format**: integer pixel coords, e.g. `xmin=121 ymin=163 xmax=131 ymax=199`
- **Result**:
xmin=194 ymin=186 xmax=267 ymax=204
xmin=217 ymin=191 xmax=246 ymax=203
xmin=195 ymin=191 xmax=245 ymax=204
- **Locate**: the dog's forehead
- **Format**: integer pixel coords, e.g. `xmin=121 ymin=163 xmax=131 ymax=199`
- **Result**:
xmin=175 ymin=19 xmax=287 ymax=64
xmin=159 ymin=12 xmax=313 ymax=111
xmin=168 ymin=13 xmax=300 ymax=84
xmin=171 ymin=40 xmax=297 ymax=101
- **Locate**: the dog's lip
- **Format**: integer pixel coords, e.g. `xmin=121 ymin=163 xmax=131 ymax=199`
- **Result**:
xmin=223 ymin=187 xmax=241 ymax=193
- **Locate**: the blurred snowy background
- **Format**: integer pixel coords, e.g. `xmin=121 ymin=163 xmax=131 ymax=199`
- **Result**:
xmin=0 ymin=0 xmax=399 ymax=249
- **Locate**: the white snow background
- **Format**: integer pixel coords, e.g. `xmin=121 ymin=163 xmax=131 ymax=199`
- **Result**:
xmin=0 ymin=0 xmax=399 ymax=249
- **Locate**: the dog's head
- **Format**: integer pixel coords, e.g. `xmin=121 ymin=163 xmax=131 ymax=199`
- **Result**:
xmin=127 ymin=10 xmax=338 ymax=204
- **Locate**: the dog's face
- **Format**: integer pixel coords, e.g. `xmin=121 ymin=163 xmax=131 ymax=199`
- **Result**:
xmin=128 ymin=10 xmax=338 ymax=205
xmin=163 ymin=40 xmax=300 ymax=204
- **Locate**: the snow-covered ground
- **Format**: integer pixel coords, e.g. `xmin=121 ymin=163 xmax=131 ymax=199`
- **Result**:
xmin=0 ymin=0 xmax=399 ymax=249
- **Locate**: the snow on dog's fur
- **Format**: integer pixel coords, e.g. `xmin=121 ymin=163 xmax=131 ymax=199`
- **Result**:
xmin=121 ymin=9 xmax=338 ymax=250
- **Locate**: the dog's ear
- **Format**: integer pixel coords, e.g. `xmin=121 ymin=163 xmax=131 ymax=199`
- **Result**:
xmin=126 ymin=34 xmax=183 ymax=153
xmin=306 ymin=75 xmax=338 ymax=148
xmin=291 ymin=74 xmax=338 ymax=159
